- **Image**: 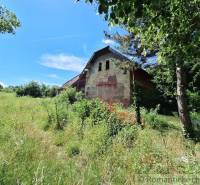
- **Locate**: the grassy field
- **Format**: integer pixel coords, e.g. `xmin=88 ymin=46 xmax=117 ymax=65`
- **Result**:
xmin=0 ymin=92 xmax=200 ymax=185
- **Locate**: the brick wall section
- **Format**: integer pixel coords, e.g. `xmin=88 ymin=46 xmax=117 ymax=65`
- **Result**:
xmin=85 ymin=53 xmax=131 ymax=106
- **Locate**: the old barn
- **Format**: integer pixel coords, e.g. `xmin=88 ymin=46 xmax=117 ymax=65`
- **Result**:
xmin=63 ymin=46 xmax=153 ymax=106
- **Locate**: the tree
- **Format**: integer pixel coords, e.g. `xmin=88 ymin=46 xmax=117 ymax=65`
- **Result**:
xmin=0 ymin=5 xmax=20 ymax=34
xmin=80 ymin=0 xmax=200 ymax=136
xmin=0 ymin=84 xmax=3 ymax=91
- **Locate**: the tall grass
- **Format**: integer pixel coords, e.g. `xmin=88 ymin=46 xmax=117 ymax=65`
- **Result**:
xmin=0 ymin=92 xmax=200 ymax=184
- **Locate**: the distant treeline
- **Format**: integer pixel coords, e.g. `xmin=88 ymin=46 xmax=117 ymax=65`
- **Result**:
xmin=0 ymin=81 xmax=60 ymax=98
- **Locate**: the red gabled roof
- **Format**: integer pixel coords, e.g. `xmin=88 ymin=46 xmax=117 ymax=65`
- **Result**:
xmin=63 ymin=74 xmax=80 ymax=87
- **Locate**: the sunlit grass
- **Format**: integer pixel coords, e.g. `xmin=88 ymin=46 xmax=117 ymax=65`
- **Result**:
xmin=0 ymin=92 xmax=200 ymax=184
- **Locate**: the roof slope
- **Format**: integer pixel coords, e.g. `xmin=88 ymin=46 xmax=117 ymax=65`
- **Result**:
xmin=83 ymin=46 xmax=132 ymax=71
xmin=62 ymin=46 xmax=152 ymax=88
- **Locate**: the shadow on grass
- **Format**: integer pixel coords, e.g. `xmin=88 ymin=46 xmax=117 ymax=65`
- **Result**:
xmin=188 ymin=120 xmax=200 ymax=142
xmin=150 ymin=120 xmax=180 ymax=134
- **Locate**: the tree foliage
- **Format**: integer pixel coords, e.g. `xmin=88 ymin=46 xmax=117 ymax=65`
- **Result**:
xmin=80 ymin=0 xmax=200 ymax=67
xmin=80 ymin=0 xmax=200 ymax=135
xmin=0 ymin=6 xmax=20 ymax=34
xmin=0 ymin=84 xmax=3 ymax=91
xmin=16 ymin=81 xmax=59 ymax=98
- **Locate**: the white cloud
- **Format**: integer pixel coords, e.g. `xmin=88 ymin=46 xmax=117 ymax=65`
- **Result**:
xmin=47 ymin=74 xmax=59 ymax=79
xmin=0 ymin=81 xmax=7 ymax=87
xmin=40 ymin=53 xmax=86 ymax=72
xmin=102 ymin=39 xmax=115 ymax=45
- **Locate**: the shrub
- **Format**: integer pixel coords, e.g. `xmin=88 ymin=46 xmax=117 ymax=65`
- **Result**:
xmin=188 ymin=91 xmax=200 ymax=112
xmin=47 ymin=86 xmax=59 ymax=97
xmin=42 ymin=92 xmax=70 ymax=130
xmin=16 ymin=82 xmax=42 ymax=98
xmin=42 ymin=89 xmax=83 ymax=130
xmin=117 ymin=125 xmax=139 ymax=148
xmin=0 ymin=84 xmax=3 ymax=91
xmin=62 ymin=88 xmax=83 ymax=104
xmin=24 ymin=81 xmax=43 ymax=98
xmin=54 ymin=98 xmax=69 ymax=130
xmin=73 ymin=99 xmax=91 ymax=126
xmin=191 ymin=112 xmax=200 ymax=141
xmin=16 ymin=82 xmax=60 ymax=98
xmin=89 ymin=99 xmax=109 ymax=125
xmin=16 ymin=86 xmax=26 ymax=97
xmin=143 ymin=109 xmax=178 ymax=133
xmin=107 ymin=113 xmax=124 ymax=137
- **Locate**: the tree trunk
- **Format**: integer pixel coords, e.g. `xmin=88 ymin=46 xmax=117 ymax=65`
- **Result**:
xmin=130 ymin=68 xmax=141 ymax=125
xmin=176 ymin=66 xmax=192 ymax=135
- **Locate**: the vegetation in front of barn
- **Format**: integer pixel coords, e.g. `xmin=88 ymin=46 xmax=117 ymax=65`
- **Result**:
xmin=0 ymin=89 xmax=200 ymax=185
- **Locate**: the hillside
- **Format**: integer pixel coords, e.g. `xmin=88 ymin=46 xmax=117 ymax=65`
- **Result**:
xmin=0 ymin=92 xmax=200 ymax=185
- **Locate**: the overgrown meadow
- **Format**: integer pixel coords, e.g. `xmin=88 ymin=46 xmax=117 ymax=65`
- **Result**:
xmin=0 ymin=89 xmax=200 ymax=185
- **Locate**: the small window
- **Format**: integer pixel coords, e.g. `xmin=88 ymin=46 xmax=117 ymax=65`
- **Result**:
xmin=123 ymin=69 xmax=127 ymax=74
xmin=98 ymin=62 xmax=102 ymax=71
xmin=106 ymin=60 xmax=110 ymax=70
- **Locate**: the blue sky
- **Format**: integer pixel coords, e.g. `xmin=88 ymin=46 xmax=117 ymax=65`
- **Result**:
xmin=0 ymin=0 xmax=122 ymax=87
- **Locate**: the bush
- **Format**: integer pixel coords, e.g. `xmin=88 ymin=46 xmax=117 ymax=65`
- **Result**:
xmin=16 ymin=82 xmax=42 ymax=98
xmin=24 ymin=81 xmax=43 ymax=98
xmin=42 ymin=92 xmax=70 ymax=130
xmin=188 ymin=91 xmax=200 ymax=112
xmin=54 ymin=98 xmax=69 ymax=130
xmin=143 ymin=109 xmax=178 ymax=133
xmin=137 ymin=85 xmax=177 ymax=115
xmin=48 ymin=86 xmax=59 ymax=97
xmin=191 ymin=112 xmax=200 ymax=141
xmin=89 ymin=99 xmax=109 ymax=125
xmin=63 ymin=88 xmax=83 ymax=104
xmin=107 ymin=113 xmax=124 ymax=137
xmin=42 ymin=89 xmax=83 ymax=130
xmin=16 ymin=86 xmax=26 ymax=97
xmin=16 ymin=82 xmax=60 ymax=98
xmin=0 ymin=84 xmax=3 ymax=91
xmin=73 ymin=99 xmax=91 ymax=126
xmin=117 ymin=125 xmax=139 ymax=148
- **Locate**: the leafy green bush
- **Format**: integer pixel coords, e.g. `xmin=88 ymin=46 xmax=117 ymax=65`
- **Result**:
xmin=48 ymin=86 xmax=59 ymax=97
xmin=0 ymin=84 xmax=3 ymax=91
xmin=16 ymin=86 xmax=26 ymax=97
xmin=117 ymin=125 xmax=139 ymax=148
xmin=54 ymin=98 xmax=69 ymax=130
xmin=63 ymin=87 xmax=83 ymax=104
xmin=41 ymin=85 xmax=59 ymax=97
xmin=188 ymin=91 xmax=200 ymax=112
xmin=42 ymin=91 xmax=70 ymax=130
xmin=191 ymin=112 xmax=200 ymax=141
xmin=107 ymin=113 xmax=124 ymax=137
xmin=89 ymin=99 xmax=109 ymax=125
xmin=42 ymin=89 xmax=83 ymax=130
xmin=16 ymin=81 xmax=60 ymax=98
xmin=24 ymin=81 xmax=43 ymax=98
xmin=73 ymin=99 xmax=91 ymax=126
xmin=143 ymin=109 xmax=178 ymax=133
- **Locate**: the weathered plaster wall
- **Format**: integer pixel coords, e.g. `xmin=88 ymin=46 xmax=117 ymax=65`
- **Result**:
xmin=85 ymin=53 xmax=130 ymax=106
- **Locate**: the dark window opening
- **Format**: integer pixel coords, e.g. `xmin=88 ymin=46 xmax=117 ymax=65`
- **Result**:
xmin=106 ymin=60 xmax=110 ymax=70
xmin=98 ymin=63 xmax=102 ymax=71
xmin=123 ymin=69 xmax=127 ymax=74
